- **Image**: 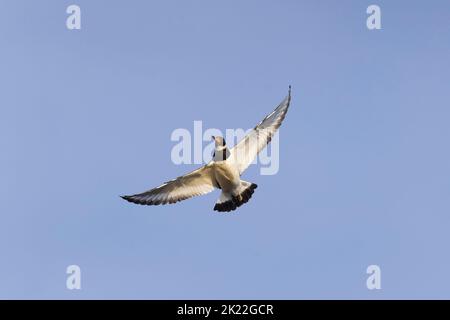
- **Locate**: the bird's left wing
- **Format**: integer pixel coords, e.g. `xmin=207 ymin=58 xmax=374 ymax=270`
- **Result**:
xmin=230 ymin=87 xmax=291 ymax=175
xmin=121 ymin=165 xmax=216 ymax=205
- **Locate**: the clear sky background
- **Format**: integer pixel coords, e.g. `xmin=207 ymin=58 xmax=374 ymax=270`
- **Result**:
xmin=1 ymin=0 xmax=449 ymax=299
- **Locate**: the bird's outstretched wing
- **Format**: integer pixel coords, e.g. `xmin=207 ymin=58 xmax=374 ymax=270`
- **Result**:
xmin=230 ymin=86 xmax=291 ymax=175
xmin=121 ymin=165 xmax=216 ymax=205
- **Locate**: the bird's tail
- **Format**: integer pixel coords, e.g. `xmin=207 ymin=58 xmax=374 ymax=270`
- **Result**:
xmin=213 ymin=180 xmax=257 ymax=212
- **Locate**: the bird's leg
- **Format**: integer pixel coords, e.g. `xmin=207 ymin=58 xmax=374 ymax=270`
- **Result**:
xmin=232 ymin=194 xmax=243 ymax=203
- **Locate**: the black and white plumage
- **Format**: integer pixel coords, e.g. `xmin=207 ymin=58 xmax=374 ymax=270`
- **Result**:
xmin=122 ymin=86 xmax=291 ymax=212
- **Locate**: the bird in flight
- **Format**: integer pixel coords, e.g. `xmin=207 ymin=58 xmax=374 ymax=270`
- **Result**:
xmin=122 ymin=87 xmax=291 ymax=212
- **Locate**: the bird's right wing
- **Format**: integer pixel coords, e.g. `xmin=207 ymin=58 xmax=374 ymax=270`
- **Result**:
xmin=230 ymin=87 xmax=291 ymax=175
xmin=121 ymin=165 xmax=217 ymax=205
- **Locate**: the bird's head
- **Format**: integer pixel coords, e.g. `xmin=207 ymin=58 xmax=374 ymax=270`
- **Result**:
xmin=212 ymin=136 xmax=226 ymax=148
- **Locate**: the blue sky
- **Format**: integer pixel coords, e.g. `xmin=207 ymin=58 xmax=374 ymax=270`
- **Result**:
xmin=1 ymin=0 xmax=449 ymax=299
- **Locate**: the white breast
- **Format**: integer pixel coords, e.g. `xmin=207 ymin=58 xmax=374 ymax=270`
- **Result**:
xmin=212 ymin=161 xmax=240 ymax=193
